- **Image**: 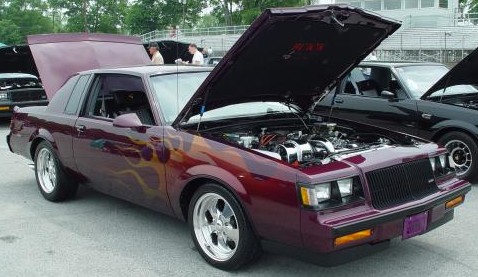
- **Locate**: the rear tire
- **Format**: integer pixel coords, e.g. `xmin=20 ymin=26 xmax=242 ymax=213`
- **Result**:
xmin=188 ymin=183 xmax=261 ymax=270
xmin=438 ymin=131 xmax=478 ymax=182
xmin=34 ymin=141 xmax=78 ymax=202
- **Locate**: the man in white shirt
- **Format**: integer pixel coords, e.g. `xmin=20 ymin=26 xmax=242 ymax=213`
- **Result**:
xmin=188 ymin=43 xmax=204 ymax=65
xmin=148 ymin=42 xmax=164 ymax=65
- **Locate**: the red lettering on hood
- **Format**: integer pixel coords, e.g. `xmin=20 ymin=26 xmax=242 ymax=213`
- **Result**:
xmin=292 ymin=42 xmax=325 ymax=52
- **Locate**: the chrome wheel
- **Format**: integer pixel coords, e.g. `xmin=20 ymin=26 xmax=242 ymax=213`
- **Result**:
xmin=193 ymin=192 xmax=239 ymax=262
xmin=36 ymin=148 xmax=57 ymax=193
xmin=446 ymin=139 xmax=472 ymax=176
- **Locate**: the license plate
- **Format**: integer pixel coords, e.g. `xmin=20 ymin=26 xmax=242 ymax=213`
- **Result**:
xmin=402 ymin=211 xmax=428 ymax=240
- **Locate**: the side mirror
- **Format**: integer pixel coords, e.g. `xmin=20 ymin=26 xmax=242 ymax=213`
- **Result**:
xmin=380 ymin=90 xmax=396 ymax=101
xmin=113 ymin=113 xmax=146 ymax=132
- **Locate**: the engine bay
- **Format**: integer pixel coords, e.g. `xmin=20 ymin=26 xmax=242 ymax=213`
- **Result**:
xmin=208 ymin=121 xmax=394 ymax=166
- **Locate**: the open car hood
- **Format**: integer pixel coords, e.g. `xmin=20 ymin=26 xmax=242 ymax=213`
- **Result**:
xmin=27 ymin=33 xmax=151 ymax=99
xmin=422 ymin=47 xmax=478 ymax=99
xmin=174 ymin=5 xmax=400 ymax=125
xmin=0 ymin=45 xmax=39 ymax=77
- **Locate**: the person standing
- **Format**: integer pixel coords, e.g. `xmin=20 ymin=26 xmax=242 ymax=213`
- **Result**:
xmin=189 ymin=43 xmax=204 ymax=65
xmin=149 ymin=42 xmax=164 ymax=65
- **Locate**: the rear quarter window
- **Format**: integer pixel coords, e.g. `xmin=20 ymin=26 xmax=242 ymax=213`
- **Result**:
xmin=46 ymin=75 xmax=80 ymax=113
xmin=65 ymin=75 xmax=91 ymax=115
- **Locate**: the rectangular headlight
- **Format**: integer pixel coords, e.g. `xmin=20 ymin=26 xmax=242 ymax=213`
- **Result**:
xmin=337 ymin=178 xmax=353 ymax=197
xmin=298 ymin=176 xmax=363 ymax=210
xmin=429 ymin=153 xmax=455 ymax=178
xmin=0 ymin=92 xmax=8 ymax=100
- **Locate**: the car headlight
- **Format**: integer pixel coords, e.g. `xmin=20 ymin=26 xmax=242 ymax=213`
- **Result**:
xmin=0 ymin=92 xmax=8 ymax=100
xmin=429 ymin=153 xmax=455 ymax=178
xmin=299 ymin=176 xmax=364 ymax=210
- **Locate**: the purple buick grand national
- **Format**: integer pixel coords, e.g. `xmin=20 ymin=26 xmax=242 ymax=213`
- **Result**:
xmin=6 ymin=5 xmax=471 ymax=270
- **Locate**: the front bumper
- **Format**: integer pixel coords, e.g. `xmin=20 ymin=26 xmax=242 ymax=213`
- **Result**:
xmin=0 ymin=100 xmax=48 ymax=118
xmin=301 ymin=180 xmax=471 ymax=254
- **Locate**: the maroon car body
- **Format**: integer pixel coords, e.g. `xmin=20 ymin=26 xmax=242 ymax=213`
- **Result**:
xmin=6 ymin=5 xmax=471 ymax=270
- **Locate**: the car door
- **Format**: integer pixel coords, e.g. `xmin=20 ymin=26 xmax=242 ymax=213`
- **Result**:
xmin=316 ymin=66 xmax=421 ymax=136
xmin=72 ymin=73 xmax=171 ymax=214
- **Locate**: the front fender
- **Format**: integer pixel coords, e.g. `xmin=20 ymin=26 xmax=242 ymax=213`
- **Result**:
xmin=431 ymin=120 xmax=478 ymax=141
xmin=169 ymin=164 xmax=249 ymax=220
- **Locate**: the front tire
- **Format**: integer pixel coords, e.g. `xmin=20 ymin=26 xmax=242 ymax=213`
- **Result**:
xmin=34 ymin=141 xmax=78 ymax=202
xmin=438 ymin=131 xmax=478 ymax=182
xmin=188 ymin=183 xmax=261 ymax=270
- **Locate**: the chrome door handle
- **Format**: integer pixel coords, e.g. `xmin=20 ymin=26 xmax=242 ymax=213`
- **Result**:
xmin=421 ymin=113 xmax=432 ymax=120
xmin=75 ymin=125 xmax=86 ymax=132
xmin=335 ymin=97 xmax=344 ymax=104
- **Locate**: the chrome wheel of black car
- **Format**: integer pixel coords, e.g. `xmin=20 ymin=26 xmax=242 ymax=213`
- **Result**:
xmin=34 ymin=141 xmax=79 ymax=202
xmin=188 ymin=183 xmax=261 ymax=271
xmin=446 ymin=140 xmax=471 ymax=175
xmin=439 ymin=131 xmax=478 ymax=182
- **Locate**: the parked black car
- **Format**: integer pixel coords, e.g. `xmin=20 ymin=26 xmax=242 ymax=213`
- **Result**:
xmin=0 ymin=73 xmax=48 ymax=118
xmin=315 ymin=49 xmax=478 ymax=181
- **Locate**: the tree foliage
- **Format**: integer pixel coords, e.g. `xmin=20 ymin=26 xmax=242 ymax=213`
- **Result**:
xmin=460 ymin=0 xmax=478 ymax=13
xmin=209 ymin=0 xmax=311 ymax=26
xmin=0 ymin=0 xmax=53 ymax=44
xmin=0 ymin=19 xmax=23 ymax=44
xmin=49 ymin=0 xmax=128 ymax=33
xmin=126 ymin=0 xmax=207 ymax=35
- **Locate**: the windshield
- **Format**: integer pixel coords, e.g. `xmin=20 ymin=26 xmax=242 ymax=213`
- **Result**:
xmin=395 ymin=65 xmax=478 ymax=98
xmin=151 ymin=71 xmax=294 ymax=125
xmin=150 ymin=72 xmax=209 ymax=124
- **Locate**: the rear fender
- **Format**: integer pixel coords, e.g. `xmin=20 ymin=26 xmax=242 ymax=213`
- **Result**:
xmin=28 ymin=128 xmax=56 ymax=160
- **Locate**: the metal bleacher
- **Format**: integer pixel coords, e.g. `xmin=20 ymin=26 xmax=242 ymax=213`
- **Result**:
xmin=141 ymin=17 xmax=478 ymax=63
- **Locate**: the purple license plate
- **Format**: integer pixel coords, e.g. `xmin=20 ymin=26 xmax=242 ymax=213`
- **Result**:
xmin=402 ymin=211 xmax=428 ymax=240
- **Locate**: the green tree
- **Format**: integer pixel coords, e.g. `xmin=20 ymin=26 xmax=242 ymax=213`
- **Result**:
xmin=0 ymin=19 xmax=22 ymax=44
xmin=460 ymin=0 xmax=478 ymax=12
xmin=209 ymin=0 xmax=310 ymax=26
xmin=0 ymin=0 xmax=53 ymax=43
xmin=126 ymin=0 xmax=207 ymax=35
xmin=49 ymin=0 xmax=128 ymax=33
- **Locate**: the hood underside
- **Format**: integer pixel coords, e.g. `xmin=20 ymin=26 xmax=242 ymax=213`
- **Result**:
xmin=422 ymin=47 xmax=478 ymax=98
xmin=174 ymin=5 xmax=401 ymax=125
xmin=0 ymin=45 xmax=39 ymax=77
xmin=27 ymin=33 xmax=151 ymax=99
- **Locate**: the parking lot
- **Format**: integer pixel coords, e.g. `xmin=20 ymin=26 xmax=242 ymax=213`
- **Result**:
xmin=0 ymin=118 xmax=477 ymax=277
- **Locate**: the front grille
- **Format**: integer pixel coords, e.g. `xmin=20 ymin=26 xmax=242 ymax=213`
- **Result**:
xmin=9 ymin=88 xmax=47 ymax=102
xmin=366 ymin=159 xmax=439 ymax=210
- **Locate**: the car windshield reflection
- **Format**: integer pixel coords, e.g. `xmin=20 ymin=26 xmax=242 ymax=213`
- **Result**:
xmin=187 ymin=102 xmax=293 ymax=123
xmin=395 ymin=65 xmax=478 ymax=98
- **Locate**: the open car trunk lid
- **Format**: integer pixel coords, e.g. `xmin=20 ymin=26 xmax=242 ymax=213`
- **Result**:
xmin=27 ymin=33 xmax=151 ymax=99
xmin=422 ymin=47 xmax=478 ymax=99
xmin=174 ymin=5 xmax=400 ymax=125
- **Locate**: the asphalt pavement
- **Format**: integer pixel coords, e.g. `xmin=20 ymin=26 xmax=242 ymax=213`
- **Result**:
xmin=0 ymin=118 xmax=477 ymax=277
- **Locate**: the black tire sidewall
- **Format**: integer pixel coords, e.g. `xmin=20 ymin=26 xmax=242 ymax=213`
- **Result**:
xmin=188 ymin=183 xmax=260 ymax=271
xmin=34 ymin=141 xmax=75 ymax=202
xmin=438 ymin=131 xmax=478 ymax=182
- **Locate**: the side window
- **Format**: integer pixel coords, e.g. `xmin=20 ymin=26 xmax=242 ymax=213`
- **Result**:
xmin=345 ymin=67 xmax=406 ymax=99
xmin=389 ymin=74 xmax=408 ymax=99
xmin=64 ymin=74 xmax=91 ymax=115
xmin=356 ymin=67 xmax=383 ymax=97
xmin=85 ymin=74 xmax=155 ymax=125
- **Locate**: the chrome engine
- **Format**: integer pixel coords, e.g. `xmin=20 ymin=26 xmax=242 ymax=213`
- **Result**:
xmin=220 ymin=123 xmax=392 ymax=166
